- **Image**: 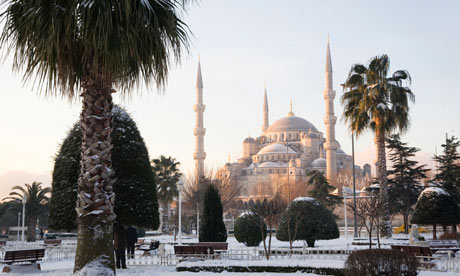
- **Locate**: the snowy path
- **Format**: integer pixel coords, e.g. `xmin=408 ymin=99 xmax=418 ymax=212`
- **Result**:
xmin=1 ymin=260 xmax=459 ymax=275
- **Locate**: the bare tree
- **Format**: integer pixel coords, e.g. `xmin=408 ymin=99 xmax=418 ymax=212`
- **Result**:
xmin=252 ymin=194 xmax=286 ymax=260
xmin=183 ymin=170 xmax=242 ymax=211
xmin=283 ymin=202 xmax=302 ymax=254
xmin=347 ymin=192 xmax=384 ymax=249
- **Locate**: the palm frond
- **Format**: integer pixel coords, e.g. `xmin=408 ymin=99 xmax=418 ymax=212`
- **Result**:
xmin=0 ymin=0 xmax=192 ymax=98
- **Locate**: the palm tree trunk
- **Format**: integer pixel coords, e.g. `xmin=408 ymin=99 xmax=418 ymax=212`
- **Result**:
xmin=375 ymin=132 xmax=392 ymax=237
xmin=27 ymin=217 xmax=36 ymax=242
xmin=74 ymin=74 xmax=116 ymax=275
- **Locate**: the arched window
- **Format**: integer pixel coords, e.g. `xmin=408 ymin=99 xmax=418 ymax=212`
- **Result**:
xmin=288 ymin=133 xmax=291 ymax=141
xmin=280 ymin=133 xmax=284 ymax=141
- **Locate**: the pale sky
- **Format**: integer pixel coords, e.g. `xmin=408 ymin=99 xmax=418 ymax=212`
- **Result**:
xmin=1 ymin=0 xmax=459 ymax=199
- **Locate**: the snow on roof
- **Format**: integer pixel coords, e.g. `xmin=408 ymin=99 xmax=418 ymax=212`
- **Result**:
xmin=420 ymin=187 xmax=449 ymax=197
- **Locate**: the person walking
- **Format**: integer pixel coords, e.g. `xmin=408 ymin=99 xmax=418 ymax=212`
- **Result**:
xmin=126 ymin=225 xmax=138 ymax=259
xmin=114 ymin=225 xmax=127 ymax=269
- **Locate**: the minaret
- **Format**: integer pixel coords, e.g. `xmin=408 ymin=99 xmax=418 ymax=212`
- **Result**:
xmin=323 ymin=38 xmax=339 ymax=191
xmin=193 ymin=57 xmax=206 ymax=177
xmin=262 ymin=83 xmax=269 ymax=132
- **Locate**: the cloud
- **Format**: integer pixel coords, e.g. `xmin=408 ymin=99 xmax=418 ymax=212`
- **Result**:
xmin=0 ymin=170 xmax=51 ymax=200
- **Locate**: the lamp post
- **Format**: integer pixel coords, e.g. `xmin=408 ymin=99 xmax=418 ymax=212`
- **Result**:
xmin=22 ymin=194 xmax=27 ymax=243
xmin=343 ymin=191 xmax=348 ymax=239
xmin=17 ymin=212 xmax=21 ymax=241
xmin=177 ymin=180 xmax=184 ymax=245
xmin=352 ymin=132 xmax=358 ymax=238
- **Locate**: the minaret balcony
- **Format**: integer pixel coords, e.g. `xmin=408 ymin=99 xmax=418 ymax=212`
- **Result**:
xmin=193 ymin=127 xmax=206 ymax=136
xmin=193 ymin=104 xmax=206 ymax=112
xmin=323 ymin=115 xmax=337 ymax=125
xmin=193 ymin=152 xmax=206 ymax=160
xmin=322 ymin=89 xmax=336 ymax=100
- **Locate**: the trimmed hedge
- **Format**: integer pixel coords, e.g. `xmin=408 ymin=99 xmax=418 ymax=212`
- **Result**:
xmin=344 ymin=249 xmax=419 ymax=276
xmin=234 ymin=213 xmax=266 ymax=247
xmin=176 ymin=265 xmax=344 ymax=275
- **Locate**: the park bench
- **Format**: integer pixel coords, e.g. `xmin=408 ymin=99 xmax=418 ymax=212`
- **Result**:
xmin=44 ymin=239 xmax=62 ymax=247
xmin=174 ymin=245 xmax=215 ymax=261
xmin=136 ymin=238 xmax=145 ymax=247
xmin=429 ymin=240 xmax=460 ymax=253
xmin=0 ymin=249 xmax=45 ymax=265
xmin=138 ymin=240 xmax=160 ymax=256
xmin=197 ymin=242 xmax=228 ymax=253
xmin=391 ymin=245 xmax=432 ymax=256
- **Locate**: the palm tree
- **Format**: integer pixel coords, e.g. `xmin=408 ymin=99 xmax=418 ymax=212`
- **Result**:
xmin=3 ymin=182 xmax=51 ymax=242
xmin=341 ymin=55 xmax=414 ymax=237
xmin=151 ymin=155 xmax=181 ymax=233
xmin=1 ymin=1 xmax=191 ymax=273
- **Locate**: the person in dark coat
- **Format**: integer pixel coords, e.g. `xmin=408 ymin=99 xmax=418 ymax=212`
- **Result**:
xmin=114 ymin=225 xmax=127 ymax=269
xmin=126 ymin=225 xmax=138 ymax=259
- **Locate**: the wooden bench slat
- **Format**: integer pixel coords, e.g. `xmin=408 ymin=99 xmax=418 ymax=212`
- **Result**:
xmin=2 ymin=249 xmax=45 ymax=264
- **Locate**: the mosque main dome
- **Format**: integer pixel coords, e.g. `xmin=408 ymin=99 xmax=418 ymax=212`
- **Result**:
xmin=265 ymin=115 xmax=318 ymax=133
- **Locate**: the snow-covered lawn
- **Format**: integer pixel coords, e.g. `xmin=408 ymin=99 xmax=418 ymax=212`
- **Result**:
xmin=3 ymin=261 xmax=459 ymax=276
xmin=1 ymin=235 xmax=458 ymax=275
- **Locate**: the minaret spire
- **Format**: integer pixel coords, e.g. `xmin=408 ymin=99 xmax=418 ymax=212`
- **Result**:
xmin=262 ymin=83 xmax=269 ymax=132
xmin=193 ymin=57 xmax=206 ymax=177
xmin=287 ymin=98 xmax=295 ymax=117
xmin=323 ymin=37 xmax=339 ymax=192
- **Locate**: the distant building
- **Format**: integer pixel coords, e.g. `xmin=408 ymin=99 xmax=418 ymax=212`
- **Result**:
xmin=217 ymin=40 xmax=371 ymax=200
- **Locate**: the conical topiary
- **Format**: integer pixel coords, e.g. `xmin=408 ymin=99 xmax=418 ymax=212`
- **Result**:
xmin=199 ymin=184 xmax=227 ymax=242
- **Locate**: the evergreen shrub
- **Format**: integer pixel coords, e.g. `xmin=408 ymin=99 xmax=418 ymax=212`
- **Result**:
xmin=199 ymin=184 xmax=227 ymax=242
xmin=234 ymin=213 xmax=266 ymax=247
xmin=276 ymin=197 xmax=339 ymax=247
xmin=344 ymin=249 xmax=419 ymax=276
xmin=49 ymin=106 xmax=159 ymax=231
xmin=411 ymin=188 xmax=460 ymax=228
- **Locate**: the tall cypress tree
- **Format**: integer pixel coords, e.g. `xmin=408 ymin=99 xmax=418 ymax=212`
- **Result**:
xmin=199 ymin=185 xmax=227 ymax=242
xmin=49 ymin=106 xmax=159 ymax=231
xmin=386 ymin=134 xmax=429 ymax=234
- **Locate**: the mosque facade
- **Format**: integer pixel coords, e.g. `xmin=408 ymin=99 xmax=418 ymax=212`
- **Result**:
xmin=215 ymin=41 xmax=372 ymax=200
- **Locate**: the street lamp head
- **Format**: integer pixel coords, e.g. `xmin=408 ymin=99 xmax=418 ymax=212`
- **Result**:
xmin=22 ymin=195 xmax=27 ymax=204
xmin=177 ymin=179 xmax=184 ymax=192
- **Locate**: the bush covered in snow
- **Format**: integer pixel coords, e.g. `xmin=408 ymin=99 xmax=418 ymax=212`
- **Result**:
xmin=276 ymin=197 xmax=339 ymax=247
xmin=411 ymin=187 xmax=460 ymax=238
xmin=234 ymin=212 xmax=266 ymax=247
xmin=49 ymin=106 xmax=159 ymax=231
xmin=344 ymin=249 xmax=418 ymax=276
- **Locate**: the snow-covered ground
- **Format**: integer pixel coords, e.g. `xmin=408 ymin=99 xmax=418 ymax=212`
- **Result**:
xmin=3 ymin=260 xmax=459 ymax=276
xmin=1 ymin=235 xmax=459 ymax=275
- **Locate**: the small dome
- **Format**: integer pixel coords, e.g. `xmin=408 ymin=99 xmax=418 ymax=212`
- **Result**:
xmin=257 ymin=144 xmax=297 ymax=155
xmin=311 ymin=158 xmax=326 ymax=168
xmin=266 ymin=116 xmax=317 ymax=133
xmin=336 ymin=148 xmax=347 ymax=155
xmin=243 ymin=137 xmax=256 ymax=144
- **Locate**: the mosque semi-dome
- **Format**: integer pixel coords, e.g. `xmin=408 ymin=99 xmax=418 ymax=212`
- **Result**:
xmin=265 ymin=116 xmax=318 ymax=133
xmin=257 ymin=143 xmax=297 ymax=155
xmin=311 ymin=157 xmax=327 ymax=168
